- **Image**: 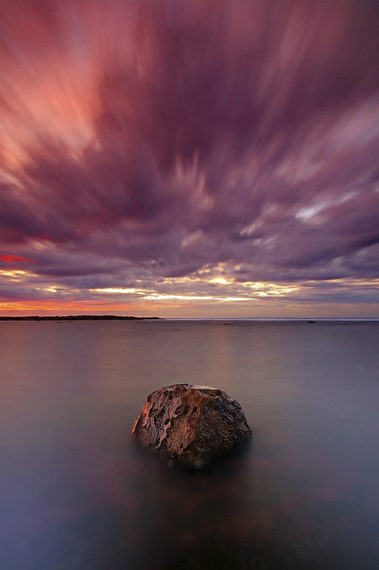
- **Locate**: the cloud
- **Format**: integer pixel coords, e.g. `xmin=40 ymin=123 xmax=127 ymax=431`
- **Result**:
xmin=0 ymin=0 xmax=379 ymax=313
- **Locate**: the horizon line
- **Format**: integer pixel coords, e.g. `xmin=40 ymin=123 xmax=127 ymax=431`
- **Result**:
xmin=0 ymin=315 xmax=379 ymax=321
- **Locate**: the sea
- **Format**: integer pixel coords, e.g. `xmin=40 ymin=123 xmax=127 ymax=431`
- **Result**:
xmin=1 ymin=319 xmax=379 ymax=570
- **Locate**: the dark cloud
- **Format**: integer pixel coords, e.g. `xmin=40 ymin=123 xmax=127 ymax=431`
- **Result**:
xmin=0 ymin=0 xmax=379 ymax=312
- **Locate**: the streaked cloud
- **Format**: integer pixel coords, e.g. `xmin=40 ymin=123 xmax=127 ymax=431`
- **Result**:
xmin=0 ymin=0 xmax=378 ymax=316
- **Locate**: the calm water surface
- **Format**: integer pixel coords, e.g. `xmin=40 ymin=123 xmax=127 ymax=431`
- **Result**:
xmin=1 ymin=320 xmax=379 ymax=569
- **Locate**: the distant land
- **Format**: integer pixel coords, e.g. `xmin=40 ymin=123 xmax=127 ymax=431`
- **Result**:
xmin=0 ymin=315 xmax=162 ymax=321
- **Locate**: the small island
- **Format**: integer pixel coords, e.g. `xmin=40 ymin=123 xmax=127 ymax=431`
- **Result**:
xmin=0 ymin=315 xmax=161 ymax=321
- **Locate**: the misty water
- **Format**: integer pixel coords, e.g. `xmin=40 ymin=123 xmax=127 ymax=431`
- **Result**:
xmin=1 ymin=320 xmax=379 ymax=570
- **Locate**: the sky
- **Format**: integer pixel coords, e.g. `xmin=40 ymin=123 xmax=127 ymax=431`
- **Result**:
xmin=0 ymin=0 xmax=379 ymax=318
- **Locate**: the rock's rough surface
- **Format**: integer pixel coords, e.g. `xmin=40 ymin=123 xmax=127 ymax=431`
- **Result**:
xmin=132 ymin=384 xmax=252 ymax=467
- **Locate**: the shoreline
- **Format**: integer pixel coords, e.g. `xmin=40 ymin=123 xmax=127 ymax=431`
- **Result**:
xmin=0 ymin=315 xmax=161 ymax=321
xmin=0 ymin=316 xmax=377 ymax=323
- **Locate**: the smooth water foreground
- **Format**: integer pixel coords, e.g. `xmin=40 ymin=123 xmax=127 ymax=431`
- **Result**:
xmin=1 ymin=320 xmax=379 ymax=570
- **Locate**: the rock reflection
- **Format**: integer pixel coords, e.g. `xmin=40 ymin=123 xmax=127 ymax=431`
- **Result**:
xmin=127 ymin=441 xmax=276 ymax=570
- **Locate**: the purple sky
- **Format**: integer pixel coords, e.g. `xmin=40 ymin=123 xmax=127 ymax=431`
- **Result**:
xmin=0 ymin=0 xmax=379 ymax=317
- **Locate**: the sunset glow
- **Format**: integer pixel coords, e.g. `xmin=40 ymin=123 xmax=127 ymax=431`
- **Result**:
xmin=1 ymin=0 xmax=379 ymax=317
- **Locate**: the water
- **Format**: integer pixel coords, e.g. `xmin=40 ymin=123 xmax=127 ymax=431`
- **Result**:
xmin=1 ymin=320 xmax=379 ymax=570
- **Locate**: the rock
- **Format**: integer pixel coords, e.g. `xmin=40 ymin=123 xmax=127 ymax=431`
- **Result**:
xmin=131 ymin=384 xmax=252 ymax=468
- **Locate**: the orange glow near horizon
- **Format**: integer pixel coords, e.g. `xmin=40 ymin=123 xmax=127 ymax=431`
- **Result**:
xmin=1 ymin=273 xmax=379 ymax=317
xmin=1 ymin=297 xmax=378 ymax=319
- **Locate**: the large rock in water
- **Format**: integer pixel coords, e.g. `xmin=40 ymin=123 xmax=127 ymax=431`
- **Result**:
xmin=132 ymin=384 xmax=252 ymax=468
